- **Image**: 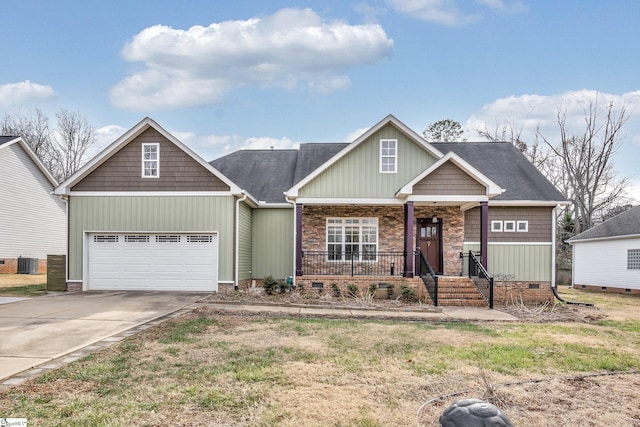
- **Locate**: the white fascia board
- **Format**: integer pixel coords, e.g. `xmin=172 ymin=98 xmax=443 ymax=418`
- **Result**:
xmin=489 ymin=200 xmax=569 ymax=207
xmin=464 ymin=241 xmax=553 ymax=246
xmin=293 ymin=197 xmax=404 ymax=205
xmin=397 ymin=152 xmax=503 ymax=197
xmin=407 ymin=195 xmax=489 ymax=203
xmin=3 ymin=137 xmax=59 ymax=186
xmin=568 ymin=234 xmax=640 ymax=245
xmin=255 ymin=203 xmax=294 ymax=209
xmin=68 ymin=191 xmax=238 ymax=197
xmin=286 ymin=114 xmax=444 ymax=198
xmin=55 ymin=117 xmax=242 ymax=195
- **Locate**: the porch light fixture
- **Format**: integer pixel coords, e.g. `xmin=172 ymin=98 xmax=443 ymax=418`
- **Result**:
xmin=432 ymin=215 xmax=438 ymax=223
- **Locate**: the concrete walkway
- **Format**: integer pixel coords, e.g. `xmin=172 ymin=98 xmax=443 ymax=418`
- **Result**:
xmin=0 ymin=291 xmax=206 ymax=386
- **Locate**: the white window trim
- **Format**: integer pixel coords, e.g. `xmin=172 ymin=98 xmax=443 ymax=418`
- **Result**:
xmin=628 ymin=249 xmax=640 ymax=270
xmin=379 ymin=139 xmax=397 ymax=174
xmin=491 ymin=220 xmax=503 ymax=232
xmin=326 ymin=217 xmax=378 ymax=261
xmin=504 ymin=220 xmax=516 ymax=232
xmin=142 ymin=143 xmax=160 ymax=178
xmin=516 ymin=220 xmax=529 ymax=232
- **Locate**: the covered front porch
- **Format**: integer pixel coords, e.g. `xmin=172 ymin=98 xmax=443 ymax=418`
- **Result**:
xmin=293 ymin=203 xmax=493 ymax=307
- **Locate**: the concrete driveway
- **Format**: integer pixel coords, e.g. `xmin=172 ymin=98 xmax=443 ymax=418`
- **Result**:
xmin=0 ymin=291 xmax=205 ymax=382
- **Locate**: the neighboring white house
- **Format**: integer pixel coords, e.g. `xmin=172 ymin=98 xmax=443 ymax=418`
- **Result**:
xmin=569 ymin=205 xmax=640 ymax=294
xmin=0 ymin=136 xmax=66 ymax=273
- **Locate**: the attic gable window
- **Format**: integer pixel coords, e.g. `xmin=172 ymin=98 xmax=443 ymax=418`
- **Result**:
xmin=380 ymin=139 xmax=397 ymax=173
xmin=142 ymin=143 xmax=159 ymax=178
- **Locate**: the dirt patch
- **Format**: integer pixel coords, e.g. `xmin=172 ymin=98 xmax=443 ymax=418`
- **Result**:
xmin=0 ymin=273 xmax=47 ymax=288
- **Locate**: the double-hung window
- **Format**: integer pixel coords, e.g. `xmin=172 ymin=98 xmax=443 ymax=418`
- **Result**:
xmin=327 ymin=218 xmax=378 ymax=261
xmin=380 ymin=139 xmax=397 ymax=173
xmin=142 ymin=143 xmax=159 ymax=178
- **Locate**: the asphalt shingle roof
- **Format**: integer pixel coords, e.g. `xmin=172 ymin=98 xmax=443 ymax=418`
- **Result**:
xmin=432 ymin=142 xmax=566 ymax=201
xmin=210 ymin=140 xmax=565 ymax=204
xmin=0 ymin=136 xmax=18 ymax=146
xmin=210 ymin=143 xmax=345 ymax=203
xmin=569 ymin=205 xmax=640 ymax=241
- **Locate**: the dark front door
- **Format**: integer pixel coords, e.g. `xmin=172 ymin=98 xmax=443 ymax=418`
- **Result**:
xmin=417 ymin=218 xmax=443 ymax=274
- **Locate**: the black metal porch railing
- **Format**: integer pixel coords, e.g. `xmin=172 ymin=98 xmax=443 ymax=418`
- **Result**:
xmin=416 ymin=249 xmax=438 ymax=306
xmin=301 ymin=251 xmax=405 ymax=276
xmin=468 ymin=250 xmax=494 ymax=309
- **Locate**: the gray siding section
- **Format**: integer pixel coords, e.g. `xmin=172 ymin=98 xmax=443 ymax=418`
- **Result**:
xmin=299 ymin=124 xmax=438 ymax=198
xmin=0 ymin=143 xmax=66 ymax=259
xmin=238 ymin=201 xmax=253 ymax=281
xmin=68 ymin=195 xmax=235 ymax=281
xmin=465 ymin=206 xmax=553 ymax=242
xmin=252 ymin=208 xmax=293 ymax=279
xmin=464 ymin=243 xmax=552 ymax=281
xmin=414 ymin=160 xmax=485 ymax=196
xmin=72 ymin=128 xmax=230 ymax=192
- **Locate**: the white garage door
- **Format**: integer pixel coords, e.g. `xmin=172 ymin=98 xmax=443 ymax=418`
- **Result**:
xmin=87 ymin=233 xmax=218 ymax=292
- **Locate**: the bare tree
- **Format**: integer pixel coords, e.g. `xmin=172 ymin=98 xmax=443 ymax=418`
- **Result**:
xmin=51 ymin=109 xmax=95 ymax=181
xmin=424 ymin=119 xmax=466 ymax=142
xmin=1 ymin=108 xmax=95 ymax=182
xmin=539 ymin=96 xmax=629 ymax=233
xmin=1 ymin=109 xmax=56 ymax=171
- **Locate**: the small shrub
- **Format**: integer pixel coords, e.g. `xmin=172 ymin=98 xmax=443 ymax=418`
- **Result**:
xmin=277 ymin=279 xmax=289 ymax=294
xmin=399 ymin=285 xmax=417 ymax=302
xmin=368 ymin=283 xmax=377 ymax=297
xmin=297 ymin=281 xmax=305 ymax=293
xmin=347 ymin=283 xmax=359 ymax=298
xmin=385 ymin=283 xmax=395 ymax=298
xmin=263 ymin=276 xmax=279 ymax=295
xmin=331 ymin=283 xmax=342 ymax=297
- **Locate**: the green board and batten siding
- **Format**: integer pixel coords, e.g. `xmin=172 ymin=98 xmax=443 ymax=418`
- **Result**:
xmin=463 ymin=243 xmax=552 ymax=281
xmin=68 ymin=195 xmax=236 ymax=281
xmin=238 ymin=201 xmax=253 ymax=282
xmin=251 ymin=209 xmax=293 ymax=279
xmin=298 ymin=125 xmax=438 ymax=198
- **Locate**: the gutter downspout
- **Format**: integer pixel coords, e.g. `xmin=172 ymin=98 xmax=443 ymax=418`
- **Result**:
xmin=234 ymin=192 xmax=248 ymax=291
xmin=285 ymin=195 xmax=296 ymax=289
xmin=54 ymin=193 xmax=70 ymax=289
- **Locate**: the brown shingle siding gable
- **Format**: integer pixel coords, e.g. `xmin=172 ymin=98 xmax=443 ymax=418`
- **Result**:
xmin=72 ymin=128 xmax=230 ymax=192
xmin=413 ymin=160 xmax=486 ymax=196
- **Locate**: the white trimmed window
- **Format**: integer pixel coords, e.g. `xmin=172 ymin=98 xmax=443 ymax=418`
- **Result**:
xmin=380 ymin=139 xmax=397 ymax=173
xmin=628 ymin=249 xmax=640 ymax=270
xmin=517 ymin=220 xmax=529 ymax=232
xmin=327 ymin=218 xmax=378 ymax=261
xmin=142 ymin=143 xmax=159 ymax=178
xmin=504 ymin=220 xmax=516 ymax=232
xmin=491 ymin=221 xmax=503 ymax=232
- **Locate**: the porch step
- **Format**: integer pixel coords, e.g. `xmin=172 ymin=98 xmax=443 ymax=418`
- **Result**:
xmin=435 ymin=277 xmax=487 ymax=307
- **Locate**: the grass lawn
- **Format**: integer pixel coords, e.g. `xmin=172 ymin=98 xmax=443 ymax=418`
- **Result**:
xmin=0 ymin=287 xmax=639 ymax=426
xmin=0 ymin=274 xmax=47 ymax=297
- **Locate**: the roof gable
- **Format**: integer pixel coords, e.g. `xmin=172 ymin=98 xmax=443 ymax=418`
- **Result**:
xmin=570 ymin=205 xmax=640 ymax=242
xmin=56 ymin=118 xmax=240 ymax=195
xmin=397 ymin=153 xmax=503 ymax=200
xmin=287 ymin=115 xmax=443 ymax=199
xmin=0 ymin=136 xmax=58 ymax=186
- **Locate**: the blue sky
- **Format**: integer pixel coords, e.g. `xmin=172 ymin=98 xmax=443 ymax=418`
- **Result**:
xmin=2 ymin=0 xmax=639 ymax=201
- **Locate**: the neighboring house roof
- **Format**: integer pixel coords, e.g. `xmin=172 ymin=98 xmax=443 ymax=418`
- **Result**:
xmin=0 ymin=136 xmax=58 ymax=186
xmin=211 ymin=143 xmax=345 ymax=204
xmin=55 ymin=117 xmax=241 ymax=196
xmin=569 ymin=205 xmax=640 ymax=242
xmin=433 ymin=142 xmax=566 ymax=203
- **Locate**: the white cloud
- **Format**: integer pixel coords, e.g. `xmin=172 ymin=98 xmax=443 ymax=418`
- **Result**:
xmin=242 ymin=136 xmax=300 ymax=151
xmin=0 ymin=81 xmax=55 ymax=106
xmin=346 ymin=126 xmax=371 ymax=142
xmin=466 ymin=89 xmax=640 ymax=144
xmin=110 ymin=8 xmax=393 ymax=110
xmin=476 ymin=0 xmax=528 ymax=14
xmin=385 ymin=0 xmax=526 ymax=25
xmin=385 ymin=0 xmax=479 ymax=26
